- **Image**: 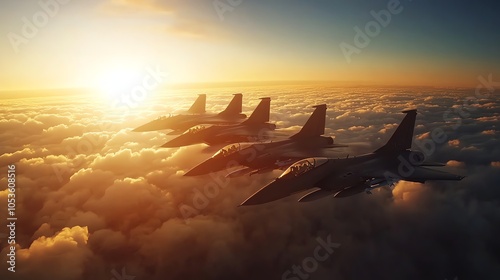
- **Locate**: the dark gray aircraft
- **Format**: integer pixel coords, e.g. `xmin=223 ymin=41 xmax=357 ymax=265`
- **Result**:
xmin=161 ymin=97 xmax=276 ymax=147
xmin=184 ymin=104 xmax=348 ymax=177
xmin=241 ymin=109 xmax=465 ymax=206
xmin=133 ymin=94 xmax=246 ymax=134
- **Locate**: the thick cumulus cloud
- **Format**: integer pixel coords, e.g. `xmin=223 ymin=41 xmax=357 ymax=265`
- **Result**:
xmin=0 ymin=86 xmax=499 ymax=280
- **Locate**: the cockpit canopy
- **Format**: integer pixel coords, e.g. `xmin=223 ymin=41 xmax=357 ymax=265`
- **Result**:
xmin=184 ymin=125 xmax=206 ymax=135
xmin=279 ymin=157 xmax=328 ymax=178
xmin=156 ymin=114 xmax=173 ymax=120
xmin=213 ymin=143 xmax=255 ymax=158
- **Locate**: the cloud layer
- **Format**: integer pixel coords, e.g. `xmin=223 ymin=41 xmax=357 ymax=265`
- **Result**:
xmin=1 ymin=85 xmax=499 ymax=280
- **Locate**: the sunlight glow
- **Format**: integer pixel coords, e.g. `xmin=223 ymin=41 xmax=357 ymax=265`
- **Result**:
xmin=96 ymin=67 xmax=144 ymax=100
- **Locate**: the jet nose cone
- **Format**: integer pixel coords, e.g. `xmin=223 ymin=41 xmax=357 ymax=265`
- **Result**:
xmin=185 ymin=158 xmax=227 ymax=176
xmin=133 ymin=121 xmax=160 ymax=132
xmin=161 ymin=135 xmax=186 ymax=147
xmin=239 ymin=196 xmax=264 ymax=206
xmin=239 ymin=180 xmax=286 ymax=206
xmin=161 ymin=133 xmax=201 ymax=148
xmin=184 ymin=169 xmax=198 ymax=176
xmin=185 ymin=163 xmax=208 ymax=176
xmin=161 ymin=139 xmax=182 ymax=148
xmin=133 ymin=118 xmax=170 ymax=132
xmin=240 ymin=190 xmax=274 ymax=206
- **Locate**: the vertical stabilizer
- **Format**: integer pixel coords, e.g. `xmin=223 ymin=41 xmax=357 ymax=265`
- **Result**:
xmin=219 ymin=93 xmax=243 ymax=116
xmin=290 ymin=104 xmax=327 ymax=139
xmin=187 ymin=94 xmax=206 ymax=114
xmin=243 ymin=97 xmax=271 ymax=124
xmin=374 ymin=109 xmax=417 ymax=153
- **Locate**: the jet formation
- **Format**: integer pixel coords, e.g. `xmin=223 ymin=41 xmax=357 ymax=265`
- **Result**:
xmin=184 ymin=104 xmax=348 ymax=177
xmin=162 ymin=97 xmax=276 ymax=147
xmin=133 ymin=93 xmax=246 ymax=134
xmin=134 ymin=95 xmax=464 ymax=206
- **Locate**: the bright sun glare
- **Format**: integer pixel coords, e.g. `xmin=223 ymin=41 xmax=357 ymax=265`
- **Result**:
xmin=97 ymin=68 xmax=144 ymax=100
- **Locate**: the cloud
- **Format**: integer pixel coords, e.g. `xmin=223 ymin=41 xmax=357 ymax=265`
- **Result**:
xmin=99 ymin=0 xmax=224 ymax=38
xmin=102 ymin=0 xmax=174 ymax=14
xmin=482 ymin=129 xmax=496 ymax=135
xmin=6 ymin=226 xmax=92 ymax=280
xmin=446 ymin=160 xmax=465 ymax=167
xmin=448 ymin=139 xmax=460 ymax=147
xmin=1 ymin=87 xmax=499 ymax=279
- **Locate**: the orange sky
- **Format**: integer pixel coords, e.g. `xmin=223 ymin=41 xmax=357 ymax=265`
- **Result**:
xmin=0 ymin=0 xmax=498 ymax=91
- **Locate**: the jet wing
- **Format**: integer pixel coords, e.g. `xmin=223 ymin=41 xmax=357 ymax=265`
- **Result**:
xmin=360 ymin=165 xmax=464 ymax=183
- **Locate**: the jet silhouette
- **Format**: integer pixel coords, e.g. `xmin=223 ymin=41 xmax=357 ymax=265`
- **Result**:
xmin=184 ymin=104 xmax=348 ymax=177
xmin=241 ymin=109 xmax=465 ymax=206
xmin=133 ymin=94 xmax=246 ymax=134
xmin=162 ymin=97 xmax=276 ymax=147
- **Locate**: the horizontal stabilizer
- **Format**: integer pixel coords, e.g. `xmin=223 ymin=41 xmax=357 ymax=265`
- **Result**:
xmin=402 ymin=166 xmax=465 ymax=181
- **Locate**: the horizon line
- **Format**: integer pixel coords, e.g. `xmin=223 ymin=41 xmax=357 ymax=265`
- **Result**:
xmin=0 ymin=79 xmax=480 ymax=93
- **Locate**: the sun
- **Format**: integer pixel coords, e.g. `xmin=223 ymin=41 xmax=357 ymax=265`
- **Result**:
xmin=96 ymin=67 xmax=144 ymax=101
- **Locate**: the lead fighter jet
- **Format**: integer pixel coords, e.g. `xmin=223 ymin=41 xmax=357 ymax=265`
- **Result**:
xmin=133 ymin=94 xmax=246 ymax=134
xmin=241 ymin=109 xmax=465 ymax=206
xmin=184 ymin=104 xmax=348 ymax=177
xmin=162 ymin=97 xmax=276 ymax=147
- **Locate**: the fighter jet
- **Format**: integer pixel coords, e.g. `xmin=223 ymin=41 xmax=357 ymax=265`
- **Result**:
xmin=184 ymin=104 xmax=348 ymax=177
xmin=133 ymin=94 xmax=246 ymax=134
xmin=162 ymin=97 xmax=276 ymax=148
xmin=241 ymin=109 xmax=465 ymax=206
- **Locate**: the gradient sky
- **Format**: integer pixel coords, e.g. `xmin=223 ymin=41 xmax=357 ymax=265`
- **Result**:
xmin=1 ymin=0 xmax=499 ymax=90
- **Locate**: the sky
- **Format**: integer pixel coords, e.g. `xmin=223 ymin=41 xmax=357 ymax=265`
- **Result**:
xmin=1 ymin=0 xmax=499 ymax=90
xmin=1 ymin=1 xmax=500 ymax=279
